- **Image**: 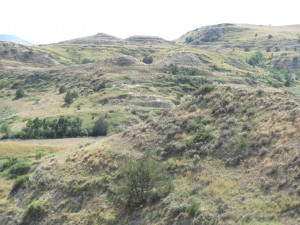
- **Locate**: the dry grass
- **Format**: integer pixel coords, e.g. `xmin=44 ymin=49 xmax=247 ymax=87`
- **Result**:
xmin=0 ymin=142 xmax=61 ymax=159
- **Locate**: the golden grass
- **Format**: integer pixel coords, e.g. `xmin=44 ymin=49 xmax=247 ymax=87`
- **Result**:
xmin=0 ymin=142 xmax=61 ymax=159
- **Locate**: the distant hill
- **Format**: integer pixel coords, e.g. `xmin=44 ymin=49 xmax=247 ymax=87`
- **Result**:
xmin=0 ymin=34 xmax=34 ymax=46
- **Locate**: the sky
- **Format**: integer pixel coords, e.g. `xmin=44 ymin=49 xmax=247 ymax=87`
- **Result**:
xmin=1 ymin=0 xmax=299 ymax=44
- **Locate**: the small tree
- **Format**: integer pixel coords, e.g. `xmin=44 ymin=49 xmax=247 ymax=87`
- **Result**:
xmin=247 ymin=51 xmax=263 ymax=66
xmin=15 ymin=88 xmax=25 ymax=99
xmin=64 ymin=91 xmax=73 ymax=105
xmin=268 ymin=34 xmax=273 ymax=39
xmin=91 ymin=118 xmax=108 ymax=136
xmin=59 ymin=86 xmax=66 ymax=94
xmin=115 ymin=150 xmax=172 ymax=207
xmin=142 ymin=55 xmax=153 ymax=64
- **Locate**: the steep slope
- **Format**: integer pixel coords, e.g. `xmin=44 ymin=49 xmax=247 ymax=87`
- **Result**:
xmin=0 ymin=24 xmax=300 ymax=225
xmin=1 ymin=84 xmax=299 ymax=225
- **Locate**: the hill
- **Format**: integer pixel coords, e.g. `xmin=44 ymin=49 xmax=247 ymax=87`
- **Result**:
xmin=0 ymin=24 xmax=299 ymax=225
xmin=0 ymin=34 xmax=34 ymax=46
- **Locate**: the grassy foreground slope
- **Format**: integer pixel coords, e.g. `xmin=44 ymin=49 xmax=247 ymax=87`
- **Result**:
xmin=0 ymin=24 xmax=300 ymax=224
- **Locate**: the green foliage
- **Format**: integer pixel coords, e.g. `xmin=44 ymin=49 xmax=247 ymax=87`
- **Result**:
xmin=81 ymin=58 xmax=93 ymax=64
xmin=268 ymin=34 xmax=273 ymax=39
xmin=186 ymin=201 xmax=200 ymax=216
xmin=12 ymin=175 xmax=29 ymax=192
xmin=195 ymin=84 xmax=215 ymax=95
xmin=15 ymin=88 xmax=25 ymax=99
xmin=186 ymin=120 xmax=199 ymax=133
xmin=22 ymin=201 xmax=46 ymax=223
xmin=59 ymin=85 xmax=66 ymax=94
xmin=64 ymin=91 xmax=73 ymax=105
xmin=115 ymin=150 xmax=172 ymax=207
xmin=164 ymin=64 xmax=202 ymax=76
xmin=0 ymin=156 xmax=19 ymax=172
xmin=8 ymin=161 xmax=30 ymax=178
xmin=0 ymin=123 xmax=11 ymax=138
xmin=142 ymin=55 xmax=153 ymax=64
xmin=20 ymin=116 xmax=87 ymax=139
xmin=193 ymin=126 xmax=214 ymax=144
xmin=91 ymin=118 xmax=109 ymax=136
xmin=247 ymin=51 xmax=263 ymax=66
xmin=285 ymin=73 xmax=292 ymax=87
xmin=236 ymin=137 xmax=248 ymax=149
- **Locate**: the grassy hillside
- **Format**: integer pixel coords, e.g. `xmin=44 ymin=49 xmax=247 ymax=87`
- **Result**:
xmin=0 ymin=24 xmax=300 ymax=225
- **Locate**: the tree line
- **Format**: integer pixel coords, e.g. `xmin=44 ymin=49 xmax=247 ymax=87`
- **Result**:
xmin=12 ymin=116 xmax=108 ymax=139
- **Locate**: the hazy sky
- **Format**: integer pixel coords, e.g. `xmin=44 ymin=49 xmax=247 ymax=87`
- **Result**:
xmin=1 ymin=0 xmax=299 ymax=44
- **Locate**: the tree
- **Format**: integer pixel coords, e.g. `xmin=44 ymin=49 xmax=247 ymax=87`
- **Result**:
xmin=91 ymin=118 xmax=109 ymax=136
xmin=15 ymin=88 xmax=25 ymax=99
xmin=59 ymin=86 xmax=66 ymax=94
xmin=115 ymin=150 xmax=172 ymax=207
xmin=142 ymin=55 xmax=153 ymax=64
xmin=64 ymin=91 xmax=73 ymax=105
xmin=247 ymin=51 xmax=263 ymax=66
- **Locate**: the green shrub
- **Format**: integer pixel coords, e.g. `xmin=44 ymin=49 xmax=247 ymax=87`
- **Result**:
xmin=0 ymin=156 xmax=19 ymax=172
xmin=186 ymin=201 xmax=200 ymax=216
xmin=15 ymin=88 xmax=25 ymax=99
xmin=22 ymin=201 xmax=46 ymax=223
xmin=64 ymin=91 xmax=73 ymax=105
xmin=12 ymin=175 xmax=29 ymax=192
xmin=193 ymin=126 xmax=214 ymax=144
xmin=142 ymin=55 xmax=153 ymax=64
xmin=195 ymin=84 xmax=215 ymax=95
xmin=8 ymin=162 xmax=30 ymax=178
xmin=59 ymin=85 xmax=66 ymax=94
xmin=186 ymin=120 xmax=199 ymax=133
xmin=247 ymin=51 xmax=263 ymax=66
xmin=115 ymin=150 xmax=172 ymax=207
xmin=268 ymin=34 xmax=273 ymax=39
xmin=91 ymin=118 xmax=109 ymax=136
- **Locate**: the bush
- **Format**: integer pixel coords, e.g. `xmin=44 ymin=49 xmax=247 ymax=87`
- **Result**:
xmin=91 ymin=118 xmax=109 ymax=136
xmin=59 ymin=85 xmax=66 ymax=94
xmin=195 ymin=84 xmax=215 ymax=95
xmin=8 ymin=162 xmax=30 ymax=178
xmin=22 ymin=201 xmax=46 ymax=224
xmin=142 ymin=55 xmax=153 ymax=64
xmin=0 ymin=156 xmax=19 ymax=172
xmin=115 ymin=150 xmax=172 ymax=207
xmin=247 ymin=51 xmax=263 ymax=66
xmin=268 ymin=34 xmax=273 ymax=39
xmin=15 ymin=88 xmax=25 ymax=99
xmin=12 ymin=175 xmax=29 ymax=192
xmin=64 ymin=91 xmax=73 ymax=105
xmin=266 ymin=47 xmax=271 ymax=52
xmin=186 ymin=201 xmax=200 ymax=216
xmin=193 ymin=126 xmax=214 ymax=144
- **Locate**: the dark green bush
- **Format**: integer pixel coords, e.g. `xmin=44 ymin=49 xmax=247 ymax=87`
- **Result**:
xmin=142 ymin=55 xmax=153 ymax=64
xmin=59 ymin=85 xmax=66 ymax=94
xmin=91 ymin=118 xmax=109 ymax=136
xmin=64 ymin=91 xmax=73 ymax=105
xmin=195 ymin=84 xmax=215 ymax=95
xmin=15 ymin=88 xmax=25 ymax=99
xmin=247 ymin=51 xmax=263 ymax=66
